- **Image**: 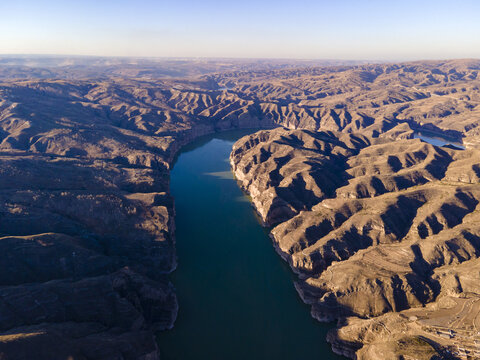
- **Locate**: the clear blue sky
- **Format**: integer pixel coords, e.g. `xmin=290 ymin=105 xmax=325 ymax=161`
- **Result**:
xmin=1 ymin=0 xmax=479 ymax=60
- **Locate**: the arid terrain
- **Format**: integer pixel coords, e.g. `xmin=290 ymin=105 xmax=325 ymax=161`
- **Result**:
xmin=0 ymin=57 xmax=479 ymax=359
xmin=230 ymin=60 xmax=480 ymax=359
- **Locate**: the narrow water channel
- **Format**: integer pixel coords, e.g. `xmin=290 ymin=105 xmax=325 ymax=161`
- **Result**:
xmin=157 ymin=130 xmax=343 ymax=360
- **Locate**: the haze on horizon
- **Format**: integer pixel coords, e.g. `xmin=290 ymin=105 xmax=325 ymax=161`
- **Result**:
xmin=1 ymin=0 xmax=479 ymax=61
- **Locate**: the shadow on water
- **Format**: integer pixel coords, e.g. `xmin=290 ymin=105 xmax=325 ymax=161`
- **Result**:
xmin=157 ymin=129 xmax=343 ymax=360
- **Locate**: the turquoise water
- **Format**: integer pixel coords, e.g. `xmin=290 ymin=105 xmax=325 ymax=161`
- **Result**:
xmin=158 ymin=130 xmax=343 ymax=360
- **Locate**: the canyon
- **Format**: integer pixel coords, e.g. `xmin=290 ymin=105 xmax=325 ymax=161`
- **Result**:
xmin=0 ymin=58 xmax=479 ymax=359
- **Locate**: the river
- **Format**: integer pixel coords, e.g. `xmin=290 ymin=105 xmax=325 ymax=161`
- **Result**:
xmin=157 ymin=130 xmax=343 ymax=359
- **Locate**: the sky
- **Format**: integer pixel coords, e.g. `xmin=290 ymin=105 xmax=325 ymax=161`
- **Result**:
xmin=1 ymin=0 xmax=479 ymax=60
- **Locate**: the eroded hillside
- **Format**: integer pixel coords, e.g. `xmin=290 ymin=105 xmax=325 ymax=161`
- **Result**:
xmin=231 ymin=128 xmax=480 ymax=359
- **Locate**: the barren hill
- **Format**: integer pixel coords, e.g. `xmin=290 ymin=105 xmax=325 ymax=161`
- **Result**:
xmin=231 ymin=128 xmax=480 ymax=359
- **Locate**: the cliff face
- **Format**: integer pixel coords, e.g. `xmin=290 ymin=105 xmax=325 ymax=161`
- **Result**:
xmin=231 ymin=128 xmax=480 ymax=359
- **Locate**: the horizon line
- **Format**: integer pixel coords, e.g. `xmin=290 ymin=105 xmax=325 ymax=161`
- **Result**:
xmin=0 ymin=53 xmax=479 ymax=64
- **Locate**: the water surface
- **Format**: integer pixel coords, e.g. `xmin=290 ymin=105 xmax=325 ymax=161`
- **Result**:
xmin=414 ymin=131 xmax=465 ymax=149
xmin=158 ymin=130 xmax=342 ymax=360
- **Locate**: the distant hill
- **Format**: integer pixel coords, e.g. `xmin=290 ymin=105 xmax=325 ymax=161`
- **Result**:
xmin=0 ymin=55 xmax=368 ymax=79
